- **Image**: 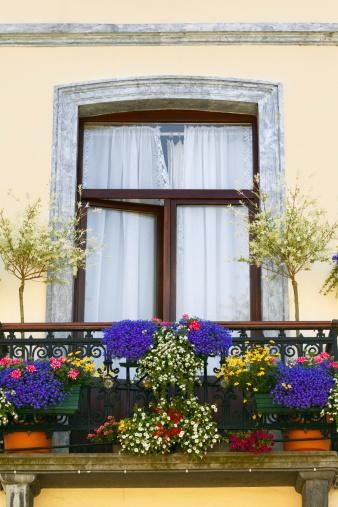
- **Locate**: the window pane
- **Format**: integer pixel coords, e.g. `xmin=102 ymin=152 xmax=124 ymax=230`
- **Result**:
xmin=83 ymin=124 xmax=253 ymax=190
xmin=176 ymin=206 xmax=250 ymax=320
xmin=84 ymin=208 xmax=157 ymax=321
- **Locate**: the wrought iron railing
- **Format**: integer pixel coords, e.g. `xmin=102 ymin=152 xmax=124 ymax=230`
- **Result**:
xmin=0 ymin=320 xmax=337 ymax=452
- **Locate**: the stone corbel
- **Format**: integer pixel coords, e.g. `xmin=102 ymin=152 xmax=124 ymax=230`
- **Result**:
xmin=0 ymin=474 xmax=40 ymax=507
xmin=296 ymin=471 xmax=336 ymax=507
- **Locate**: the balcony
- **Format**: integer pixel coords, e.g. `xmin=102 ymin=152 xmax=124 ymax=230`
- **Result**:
xmin=0 ymin=320 xmax=337 ymax=450
xmin=0 ymin=321 xmax=337 ymax=507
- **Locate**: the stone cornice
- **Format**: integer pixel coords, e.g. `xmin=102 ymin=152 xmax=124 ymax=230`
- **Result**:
xmin=0 ymin=452 xmax=337 ymax=488
xmin=0 ymin=23 xmax=338 ymax=46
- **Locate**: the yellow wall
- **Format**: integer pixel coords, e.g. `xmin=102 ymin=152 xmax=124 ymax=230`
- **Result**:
xmin=0 ymin=4 xmax=338 ymax=506
xmin=0 ymin=43 xmax=337 ymax=321
xmin=1 ymin=0 xmax=338 ymax=23
xmin=34 ymin=486 xmax=302 ymax=507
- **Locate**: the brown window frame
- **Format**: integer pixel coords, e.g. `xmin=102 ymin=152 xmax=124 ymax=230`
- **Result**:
xmin=74 ymin=109 xmax=261 ymax=322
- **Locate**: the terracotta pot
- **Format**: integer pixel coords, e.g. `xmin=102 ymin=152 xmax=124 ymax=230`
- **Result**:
xmin=283 ymin=429 xmax=330 ymax=451
xmin=3 ymin=431 xmax=52 ymax=453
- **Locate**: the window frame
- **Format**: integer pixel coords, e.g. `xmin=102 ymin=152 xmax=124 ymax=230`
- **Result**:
xmin=75 ymin=109 xmax=261 ymax=322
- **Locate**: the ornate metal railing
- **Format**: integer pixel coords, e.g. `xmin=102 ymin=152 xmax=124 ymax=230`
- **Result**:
xmin=0 ymin=320 xmax=337 ymax=452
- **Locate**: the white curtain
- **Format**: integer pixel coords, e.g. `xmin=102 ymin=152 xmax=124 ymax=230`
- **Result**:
xmin=83 ymin=124 xmax=252 ymax=322
xmin=83 ymin=126 xmax=166 ymax=321
xmin=169 ymin=126 xmax=251 ymax=320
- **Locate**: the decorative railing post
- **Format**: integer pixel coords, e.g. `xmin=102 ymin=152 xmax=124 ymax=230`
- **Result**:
xmin=0 ymin=474 xmax=40 ymax=507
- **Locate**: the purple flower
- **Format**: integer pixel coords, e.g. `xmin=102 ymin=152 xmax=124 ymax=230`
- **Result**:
xmin=271 ymin=362 xmax=334 ymax=409
xmin=0 ymin=361 xmax=65 ymax=409
xmin=332 ymin=253 xmax=338 ymax=265
xmin=102 ymin=320 xmax=157 ymax=361
xmin=179 ymin=316 xmax=232 ymax=356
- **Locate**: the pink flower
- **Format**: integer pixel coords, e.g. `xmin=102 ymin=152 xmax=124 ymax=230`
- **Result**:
xmin=330 ymin=361 xmax=338 ymax=369
xmin=181 ymin=314 xmax=189 ymax=319
xmin=50 ymin=358 xmax=62 ymax=369
xmin=0 ymin=358 xmax=11 ymax=366
xmin=313 ymin=356 xmax=323 ymax=363
xmin=296 ymin=357 xmax=307 ymax=363
xmin=12 ymin=359 xmax=21 ymax=365
xmin=313 ymin=352 xmax=331 ymax=364
xmin=10 ymin=369 xmax=22 ymax=379
xmin=25 ymin=365 xmax=36 ymax=373
xmin=161 ymin=321 xmax=170 ymax=327
xmin=67 ymin=369 xmax=80 ymax=380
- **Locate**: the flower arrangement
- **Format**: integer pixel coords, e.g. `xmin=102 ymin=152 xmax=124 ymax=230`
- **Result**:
xmin=102 ymin=316 xmax=232 ymax=363
xmin=271 ymin=352 xmax=336 ymax=410
xmin=0 ymin=353 xmax=96 ymax=411
xmin=118 ymin=397 xmax=220 ymax=458
xmin=178 ymin=315 xmax=232 ymax=357
xmin=322 ymin=373 xmax=338 ymax=425
xmin=98 ymin=315 xmax=230 ymax=456
xmin=136 ymin=324 xmax=203 ymax=397
xmin=87 ymin=415 xmax=120 ymax=444
xmin=227 ymin=429 xmax=275 ymax=455
xmin=102 ymin=319 xmax=157 ymax=361
xmin=322 ymin=250 xmax=338 ymax=298
xmin=216 ymin=344 xmax=279 ymax=401
xmin=0 ymin=388 xmax=17 ymax=425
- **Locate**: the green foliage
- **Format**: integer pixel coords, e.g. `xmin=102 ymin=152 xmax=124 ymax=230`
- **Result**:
xmin=0 ymin=196 xmax=94 ymax=322
xmin=239 ymin=182 xmax=337 ymax=320
xmin=321 ymin=251 xmax=338 ymax=298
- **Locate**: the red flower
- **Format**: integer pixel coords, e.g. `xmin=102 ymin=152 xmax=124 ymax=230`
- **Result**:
xmin=188 ymin=320 xmax=201 ymax=331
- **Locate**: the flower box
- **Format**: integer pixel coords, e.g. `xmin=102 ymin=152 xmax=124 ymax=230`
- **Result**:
xmin=18 ymin=386 xmax=81 ymax=416
xmin=253 ymin=393 xmax=290 ymax=414
xmin=253 ymin=393 xmax=323 ymax=415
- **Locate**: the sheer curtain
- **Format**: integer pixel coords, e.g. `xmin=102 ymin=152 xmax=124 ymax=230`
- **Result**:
xmin=169 ymin=126 xmax=251 ymax=320
xmin=83 ymin=124 xmax=252 ymax=322
xmin=83 ymin=126 xmax=167 ymax=321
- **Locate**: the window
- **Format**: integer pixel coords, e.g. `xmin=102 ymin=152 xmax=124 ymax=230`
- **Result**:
xmin=75 ymin=110 xmax=261 ymax=322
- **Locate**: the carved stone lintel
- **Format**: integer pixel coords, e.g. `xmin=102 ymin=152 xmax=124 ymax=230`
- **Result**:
xmin=295 ymin=471 xmax=335 ymax=507
xmin=0 ymin=474 xmax=40 ymax=507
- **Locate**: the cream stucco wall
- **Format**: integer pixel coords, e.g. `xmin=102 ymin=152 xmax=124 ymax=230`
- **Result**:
xmin=1 ymin=0 xmax=338 ymax=23
xmin=0 ymin=3 xmax=338 ymax=507
xmin=0 ymin=43 xmax=337 ymax=322
xmin=33 ymin=486 xmax=302 ymax=507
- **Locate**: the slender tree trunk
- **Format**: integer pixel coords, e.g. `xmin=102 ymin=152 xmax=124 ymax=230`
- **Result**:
xmin=19 ymin=280 xmax=25 ymax=324
xmin=291 ymin=276 xmax=300 ymax=321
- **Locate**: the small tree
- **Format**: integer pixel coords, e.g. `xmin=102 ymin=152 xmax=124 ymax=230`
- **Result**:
xmin=239 ymin=184 xmax=338 ymax=321
xmin=0 ymin=198 xmax=92 ymax=323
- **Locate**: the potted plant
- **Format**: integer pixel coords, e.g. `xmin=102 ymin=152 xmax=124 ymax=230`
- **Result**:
xmin=270 ymin=352 xmax=337 ymax=451
xmin=227 ymin=429 xmax=275 ymax=455
xmin=0 ymin=353 xmax=96 ymax=452
xmin=87 ymin=415 xmax=121 ymax=451
xmin=216 ymin=343 xmax=280 ymax=408
xmin=0 ymin=194 xmax=95 ymax=323
xmin=116 ymin=396 xmax=220 ymax=458
xmin=102 ymin=319 xmax=158 ymax=364
xmin=239 ymin=182 xmax=338 ymax=320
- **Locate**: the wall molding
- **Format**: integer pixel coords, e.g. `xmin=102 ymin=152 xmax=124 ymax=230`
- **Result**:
xmin=0 ymin=23 xmax=338 ymax=46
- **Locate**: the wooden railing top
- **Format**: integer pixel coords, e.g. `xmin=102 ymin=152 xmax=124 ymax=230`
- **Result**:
xmin=0 ymin=320 xmax=337 ymax=332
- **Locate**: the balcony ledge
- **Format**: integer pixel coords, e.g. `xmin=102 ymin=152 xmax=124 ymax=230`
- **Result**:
xmin=0 ymin=451 xmax=337 ymax=489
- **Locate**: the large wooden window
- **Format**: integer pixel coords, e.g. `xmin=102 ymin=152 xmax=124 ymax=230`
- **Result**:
xmin=75 ymin=110 xmax=260 ymax=322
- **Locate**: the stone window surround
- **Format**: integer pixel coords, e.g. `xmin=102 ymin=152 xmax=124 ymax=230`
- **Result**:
xmin=47 ymin=75 xmax=287 ymax=323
